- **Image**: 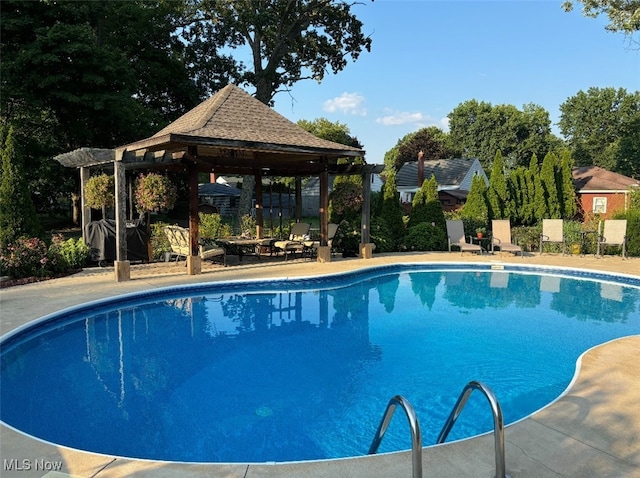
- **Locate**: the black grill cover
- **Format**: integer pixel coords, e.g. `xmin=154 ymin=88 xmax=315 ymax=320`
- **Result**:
xmin=85 ymin=219 xmax=148 ymax=263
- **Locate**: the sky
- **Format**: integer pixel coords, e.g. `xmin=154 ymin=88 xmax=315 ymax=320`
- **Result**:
xmin=269 ymin=0 xmax=640 ymax=164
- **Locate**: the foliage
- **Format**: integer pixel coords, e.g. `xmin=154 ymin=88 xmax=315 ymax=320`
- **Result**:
xmin=0 ymin=237 xmax=62 ymax=278
xmin=239 ymin=214 xmax=256 ymax=238
xmin=562 ymin=0 xmax=640 ymax=33
xmin=297 ymin=117 xmax=362 ymax=149
xmin=135 ymin=173 xmax=177 ymax=213
xmin=486 ymin=150 xmax=509 ymax=219
xmin=558 ymin=87 xmax=640 ymax=172
xmin=408 ymin=176 xmax=438 ymax=227
xmin=558 ymin=150 xmax=578 ymax=218
xmin=329 ymin=180 xmax=364 ymax=224
xmin=461 ymin=174 xmax=489 ymax=222
xmin=404 ymin=223 xmax=447 ymax=252
xmin=540 ymin=152 xmax=561 ymax=218
xmin=380 ymin=169 xmax=405 ymax=250
xmin=84 ymin=174 xmax=115 ymax=209
xmin=150 ymin=222 xmax=172 ymax=261
xmin=613 ymin=208 xmax=640 ymax=257
xmin=369 ymin=216 xmax=394 ymax=253
xmin=50 ymin=235 xmax=90 ymax=269
xmin=385 ymin=126 xmax=457 ymax=171
xmin=0 ymin=125 xmax=44 ymax=247
xmin=616 ymin=114 xmax=640 ymax=179
xmin=448 ymin=100 xmax=560 ymax=171
xmin=199 ymin=212 xmax=232 ymax=240
xmin=332 ymin=219 xmax=360 ymax=255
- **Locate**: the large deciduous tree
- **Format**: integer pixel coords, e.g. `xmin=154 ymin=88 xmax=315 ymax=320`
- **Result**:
xmin=562 ymin=0 xmax=640 ymax=34
xmin=185 ymin=0 xmax=373 ymax=216
xmin=559 ymin=87 xmax=640 ymax=174
xmin=448 ymin=100 xmax=560 ymax=172
xmin=384 ymin=127 xmax=456 ymax=172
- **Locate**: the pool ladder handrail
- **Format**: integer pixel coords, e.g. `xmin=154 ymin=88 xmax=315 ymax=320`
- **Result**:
xmin=368 ymin=395 xmax=422 ymax=478
xmin=436 ymin=380 xmax=510 ymax=478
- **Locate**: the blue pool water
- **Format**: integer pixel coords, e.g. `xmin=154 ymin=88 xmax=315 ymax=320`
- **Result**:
xmin=1 ymin=264 xmax=639 ymax=463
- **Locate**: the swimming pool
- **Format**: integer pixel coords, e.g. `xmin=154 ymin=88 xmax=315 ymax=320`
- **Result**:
xmin=1 ymin=263 xmax=639 ymax=463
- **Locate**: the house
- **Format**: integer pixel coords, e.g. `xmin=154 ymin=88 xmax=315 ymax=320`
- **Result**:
xmin=198 ymin=181 xmax=241 ymax=217
xmin=572 ymin=166 xmax=640 ymax=219
xmin=396 ymin=158 xmax=488 ymax=212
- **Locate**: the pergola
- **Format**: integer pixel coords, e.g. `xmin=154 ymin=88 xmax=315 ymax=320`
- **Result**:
xmin=55 ymin=84 xmax=381 ymax=282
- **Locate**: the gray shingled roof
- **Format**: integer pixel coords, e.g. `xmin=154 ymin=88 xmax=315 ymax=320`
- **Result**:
xmin=397 ymin=158 xmax=476 ymax=188
xmin=126 ymin=84 xmax=363 ymax=155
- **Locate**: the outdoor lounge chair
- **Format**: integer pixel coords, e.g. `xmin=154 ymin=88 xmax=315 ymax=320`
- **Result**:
xmin=163 ymin=225 xmax=226 ymax=265
xmin=273 ymin=222 xmax=310 ymax=261
xmin=304 ymin=223 xmax=339 ymax=258
xmin=597 ymin=219 xmax=627 ymax=258
xmin=446 ymin=220 xmax=482 ymax=255
xmin=539 ymin=219 xmax=565 ymax=255
xmin=491 ymin=220 xmax=522 ymax=256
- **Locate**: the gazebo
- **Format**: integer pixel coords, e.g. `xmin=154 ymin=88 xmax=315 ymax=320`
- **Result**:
xmin=55 ymin=84 xmax=381 ymax=281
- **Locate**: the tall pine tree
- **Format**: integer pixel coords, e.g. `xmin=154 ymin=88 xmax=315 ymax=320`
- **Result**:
xmin=540 ymin=152 xmax=561 ymax=218
xmin=381 ymin=169 xmax=405 ymax=250
xmin=486 ymin=150 xmax=509 ymax=220
xmin=0 ymin=125 xmax=44 ymax=247
xmin=559 ymin=149 xmax=577 ymax=219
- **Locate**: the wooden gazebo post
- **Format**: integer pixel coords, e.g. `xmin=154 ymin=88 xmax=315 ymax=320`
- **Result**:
xmin=317 ymin=166 xmax=331 ymax=262
xmin=187 ymin=156 xmax=201 ymax=275
xmin=360 ymin=166 xmax=374 ymax=259
xmin=113 ymin=149 xmax=130 ymax=281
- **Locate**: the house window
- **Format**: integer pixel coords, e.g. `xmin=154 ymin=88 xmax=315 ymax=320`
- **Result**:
xmin=592 ymin=197 xmax=607 ymax=214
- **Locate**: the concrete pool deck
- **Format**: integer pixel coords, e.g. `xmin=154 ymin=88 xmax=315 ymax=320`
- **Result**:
xmin=1 ymin=251 xmax=639 ymax=477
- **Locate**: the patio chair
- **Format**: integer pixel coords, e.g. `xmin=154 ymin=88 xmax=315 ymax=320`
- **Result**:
xmin=539 ymin=219 xmax=565 ymax=255
xmin=164 ymin=225 xmax=226 ymax=265
xmin=446 ymin=220 xmax=482 ymax=255
xmin=597 ymin=219 xmax=627 ymax=258
xmin=273 ymin=222 xmax=311 ymax=261
xmin=304 ymin=223 xmax=340 ymax=258
xmin=491 ymin=220 xmax=522 ymax=256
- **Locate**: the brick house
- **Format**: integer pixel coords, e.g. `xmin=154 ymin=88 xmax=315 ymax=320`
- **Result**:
xmin=573 ymin=166 xmax=640 ymax=219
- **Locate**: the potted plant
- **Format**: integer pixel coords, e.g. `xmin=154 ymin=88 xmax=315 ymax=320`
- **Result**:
xmin=84 ymin=173 xmax=115 ymax=219
xmin=134 ymin=173 xmax=177 ymax=214
xmin=475 ymin=226 xmax=486 ymax=238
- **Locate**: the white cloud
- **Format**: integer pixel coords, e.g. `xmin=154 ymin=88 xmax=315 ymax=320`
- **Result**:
xmin=323 ymin=92 xmax=367 ymax=116
xmin=376 ymin=110 xmax=450 ymax=132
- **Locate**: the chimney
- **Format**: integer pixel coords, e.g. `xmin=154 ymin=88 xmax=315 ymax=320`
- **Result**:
xmin=417 ymin=150 xmax=424 ymax=186
xmin=210 ymin=173 xmax=216 ymax=184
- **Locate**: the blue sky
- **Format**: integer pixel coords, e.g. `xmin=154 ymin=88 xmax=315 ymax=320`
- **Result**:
xmin=270 ymin=0 xmax=640 ymax=164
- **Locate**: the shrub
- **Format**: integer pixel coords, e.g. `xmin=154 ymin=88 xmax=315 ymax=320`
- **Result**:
xmin=150 ymin=222 xmax=172 ymax=261
xmin=404 ymin=223 xmax=447 ymax=252
xmin=333 ymin=220 xmax=360 ymax=255
xmin=135 ymin=173 xmax=177 ymax=213
xmin=0 ymin=237 xmax=60 ymax=278
xmin=84 ymin=174 xmax=115 ymax=209
xmin=239 ymin=214 xmax=256 ymax=238
xmin=51 ymin=235 xmax=90 ymax=269
xmin=370 ymin=216 xmax=395 ymax=253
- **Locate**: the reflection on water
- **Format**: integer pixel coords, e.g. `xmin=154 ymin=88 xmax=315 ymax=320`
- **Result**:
xmin=1 ymin=269 xmax=639 ymax=463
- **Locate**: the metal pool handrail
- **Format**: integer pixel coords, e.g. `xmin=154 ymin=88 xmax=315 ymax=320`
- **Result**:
xmin=436 ymin=380 xmax=509 ymax=478
xmin=368 ymin=395 xmax=422 ymax=478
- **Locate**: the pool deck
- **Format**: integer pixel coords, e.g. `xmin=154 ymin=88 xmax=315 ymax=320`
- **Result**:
xmin=1 ymin=251 xmax=639 ymax=478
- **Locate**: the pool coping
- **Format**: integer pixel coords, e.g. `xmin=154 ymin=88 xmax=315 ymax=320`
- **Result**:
xmin=1 ymin=253 xmax=639 ymax=477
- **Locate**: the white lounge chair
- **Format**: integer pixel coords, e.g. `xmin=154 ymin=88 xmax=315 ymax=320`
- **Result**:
xmin=304 ymin=223 xmax=339 ymax=258
xmin=446 ymin=220 xmax=482 ymax=255
xmin=597 ymin=220 xmax=627 ymax=258
xmin=491 ymin=220 xmax=522 ymax=256
xmin=539 ymin=219 xmax=565 ymax=255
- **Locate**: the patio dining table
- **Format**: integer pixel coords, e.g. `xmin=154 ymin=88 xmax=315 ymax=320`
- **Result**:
xmin=216 ymin=238 xmax=277 ymax=262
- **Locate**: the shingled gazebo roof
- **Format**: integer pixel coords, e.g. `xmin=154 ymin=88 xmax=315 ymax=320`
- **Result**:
xmin=56 ymin=84 xmax=366 ymax=176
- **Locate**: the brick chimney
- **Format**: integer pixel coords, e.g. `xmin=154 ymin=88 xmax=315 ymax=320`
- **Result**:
xmin=417 ymin=150 xmax=424 ymax=186
xmin=210 ymin=173 xmax=216 ymax=183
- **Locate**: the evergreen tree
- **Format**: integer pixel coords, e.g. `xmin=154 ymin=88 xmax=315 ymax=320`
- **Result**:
xmin=508 ymin=167 xmax=527 ymax=225
xmin=380 ymin=169 xmax=405 ymax=250
xmin=486 ymin=150 xmax=509 ymax=220
xmin=530 ymin=154 xmax=547 ymax=222
xmin=408 ymin=179 xmax=428 ymax=227
xmin=0 ymin=125 xmax=44 ymax=247
xmin=423 ymin=175 xmax=446 ymax=230
xmin=540 ymin=152 xmax=561 ymax=218
xmin=461 ymin=174 xmax=488 ymax=222
xmin=559 ymin=149 xmax=577 ymax=219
